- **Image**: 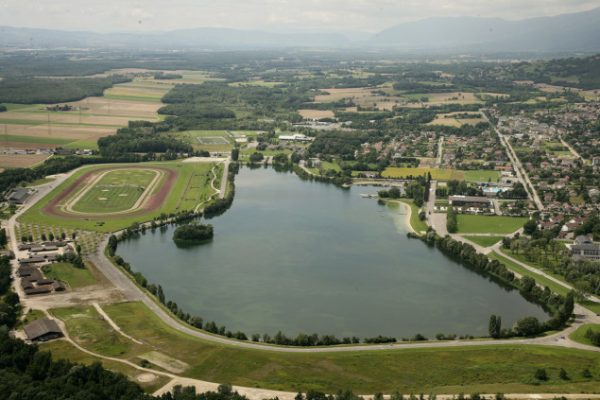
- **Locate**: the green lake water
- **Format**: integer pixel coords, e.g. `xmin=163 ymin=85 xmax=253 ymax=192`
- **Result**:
xmin=117 ymin=166 xmax=547 ymax=338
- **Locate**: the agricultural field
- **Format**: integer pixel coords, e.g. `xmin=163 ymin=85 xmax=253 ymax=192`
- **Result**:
xmin=19 ymin=161 xmax=218 ymax=232
xmin=298 ymin=109 xmax=335 ymax=120
xmin=382 ymin=167 xmax=499 ymax=182
xmin=49 ymin=301 xmax=600 ymax=394
xmin=428 ymin=111 xmax=485 ymax=127
xmin=314 ymin=85 xmax=404 ymax=111
xmin=456 ymin=215 xmax=528 ymax=235
xmin=0 ymin=75 xmax=175 ymax=168
xmin=0 ymin=153 xmax=49 ymax=169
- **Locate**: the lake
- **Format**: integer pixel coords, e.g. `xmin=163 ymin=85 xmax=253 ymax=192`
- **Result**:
xmin=117 ymin=166 xmax=547 ymax=339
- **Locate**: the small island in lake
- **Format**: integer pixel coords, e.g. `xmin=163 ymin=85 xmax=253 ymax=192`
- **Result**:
xmin=173 ymin=223 xmax=214 ymax=247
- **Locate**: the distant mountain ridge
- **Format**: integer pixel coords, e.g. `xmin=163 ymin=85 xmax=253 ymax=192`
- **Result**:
xmin=371 ymin=7 xmax=600 ymax=52
xmin=1 ymin=7 xmax=599 ymax=52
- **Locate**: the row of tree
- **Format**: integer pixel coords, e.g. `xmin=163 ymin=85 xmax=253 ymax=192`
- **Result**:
xmin=424 ymin=233 xmax=574 ymax=337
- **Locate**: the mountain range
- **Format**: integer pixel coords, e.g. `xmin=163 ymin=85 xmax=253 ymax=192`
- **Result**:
xmin=1 ymin=7 xmax=599 ymax=52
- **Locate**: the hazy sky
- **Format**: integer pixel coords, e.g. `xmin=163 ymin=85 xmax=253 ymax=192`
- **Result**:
xmin=1 ymin=0 xmax=599 ymax=33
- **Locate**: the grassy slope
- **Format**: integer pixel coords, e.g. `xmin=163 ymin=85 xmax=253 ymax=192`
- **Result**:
xmin=40 ymin=340 xmax=170 ymax=393
xmin=570 ymin=324 xmax=600 ymax=347
xmin=66 ymin=301 xmax=600 ymax=394
xmin=487 ymin=252 xmax=570 ymax=296
xmin=463 ymin=236 xmax=503 ymax=247
xmin=19 ymin=161 xmax=215 ymax=232
xmin=42 ymin=262 xmax=97 ymax=289
xmin=456 ymin=215 xmax=528 ymax=234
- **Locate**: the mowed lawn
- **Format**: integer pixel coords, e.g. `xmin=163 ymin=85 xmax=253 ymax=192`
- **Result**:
xmin=382 ymin=167 xmax=499 ymax=182
xmin=71 ymin=168 xmax=158 ymax=213
xmin=487 ymin=252 xmax=570 ymax=297
xmin=49 ymin=301 xmax=600 ymax=394
xmin=42 ymin=262 xmax=97 ymax=289
xmin=570 ymin=324 xmax=600 ymax=347
xmin=463 ymin=235 xmax=503 ymax=247
xmin=456 ymin=215 xmax=528 ymax=234
xmin=19 ymin=161 xmax=217 ymax=232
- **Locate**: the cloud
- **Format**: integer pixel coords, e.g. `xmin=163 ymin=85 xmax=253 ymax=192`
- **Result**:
xmin=0 ymin=0 xmax=598 ymax=32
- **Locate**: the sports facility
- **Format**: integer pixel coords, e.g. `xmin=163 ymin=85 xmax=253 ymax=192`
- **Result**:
xmin=196 ymin=136 xmax=230 ymax=145
xmin=20 ymin=161 xmax=218 ymax=232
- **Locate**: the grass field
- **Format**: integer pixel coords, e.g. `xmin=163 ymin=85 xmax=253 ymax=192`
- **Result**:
xmin=570 ymin=324 xmax=600 ymax=347
xmin=381 ymin=167 xmax=499 ymax=183
xmin=171 ymin=130 xmax=235 ymax=152
xmin=487 ymin=252 xmax=570 ymax=296
xmin=19 ymin=161 xmax=216 ymax=232
xmin=51 ymin=306 xmax=142 ymax=358
xmin=40 ymin=339 xmax=170 ymax=393
xmin=71 ymin=168 xmax=158 ymax=213
xmin=42 ymin=262 xmax=97 ymax=289
xmin=48 ymin=301 xmax=600 ymax=394
xmin=456 ymin=215 xmax=528 ymax=234
xmin=463 ymin=170 xmax=501 ymax=183
xmin=0 ymin=76 xmax=173 ymax=167
xmin=308 ymin=160 xmax=342 ymax=175
xmin=383 ymin=167 xmax=463 ymax=180
xmin=463 ymin=235 xmax=503 ymax=247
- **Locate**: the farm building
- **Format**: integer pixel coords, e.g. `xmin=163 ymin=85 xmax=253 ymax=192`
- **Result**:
xmin=6 ymin=188 xmax=32 ymax=205
xmin=278 ymin=134 xmax=313 ymax=142
xmin=449 ymin=195 xmax=494 ymax=214
xmin=24 ymin=318 xmax=63 ymax=342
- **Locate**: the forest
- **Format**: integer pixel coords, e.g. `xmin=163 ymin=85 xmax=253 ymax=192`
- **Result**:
xmin=0 ymin=75 xmax=131 ymax=104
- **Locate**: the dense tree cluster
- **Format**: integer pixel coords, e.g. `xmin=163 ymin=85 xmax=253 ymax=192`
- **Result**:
xmin=503 ymin=234 xmax=600 ymax=296
xmin=154 ymin=72 xmax=183 ymax=80
xmin=446 ymin=206 xmax=458 ymax=234
xmin=98 ymin=124 xmax=192 ymax=157
xmin=584 ymin=328 xmax=600 ymax=347
xmin=158 ymin=82 xmax=311 ymax=130
xmin=173 ymin=224 xmax=214 ymax=246
xmin=0 ymin=257 xmax=18 ymax=329
xmin=0 ymin=332 xmax=149 ymax=400
xmin=0 ymin=75 xmax=130 ymax=104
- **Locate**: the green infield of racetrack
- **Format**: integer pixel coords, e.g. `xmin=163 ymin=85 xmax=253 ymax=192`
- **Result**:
xmin=20 ymin=161 xmax=216 ymax=232
xmin=49 ymin=301 xmax=600 ymax=395
xmin=71 ymin=168 xmax=158 ymax=214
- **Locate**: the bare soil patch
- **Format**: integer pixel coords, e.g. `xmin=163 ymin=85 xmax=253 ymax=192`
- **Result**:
xmin=0 ymin=153 xmax=49 ymax=168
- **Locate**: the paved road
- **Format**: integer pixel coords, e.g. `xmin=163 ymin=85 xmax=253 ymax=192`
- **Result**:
xmin=7 ymin=166 xmax=600 ymax=355
xmin=559 ymin=136 xmax=584 ymax=161
xmin=489 ymin=242 xmax=600 ymax=304
xmin=481 ymin=110 xmax=544 ymax=211
xmin=219 ymin=159 xmax=230 ymax=199
xmin=436 ymin=137 xmax=444 ymax=167
xmin=88 ymin=230 xmax=600 ymax=354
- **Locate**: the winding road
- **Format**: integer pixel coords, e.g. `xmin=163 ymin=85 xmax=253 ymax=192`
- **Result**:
xmin=5 ymin=159 xmax=600 ymax=399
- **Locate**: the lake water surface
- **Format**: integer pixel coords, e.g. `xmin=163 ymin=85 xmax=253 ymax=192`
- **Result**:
xmin=117 ymin=166 xmax=547 ymax=338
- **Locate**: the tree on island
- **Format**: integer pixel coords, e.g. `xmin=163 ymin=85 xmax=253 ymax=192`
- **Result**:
xmin=173 ymin=223 xmax=214 ymax=247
